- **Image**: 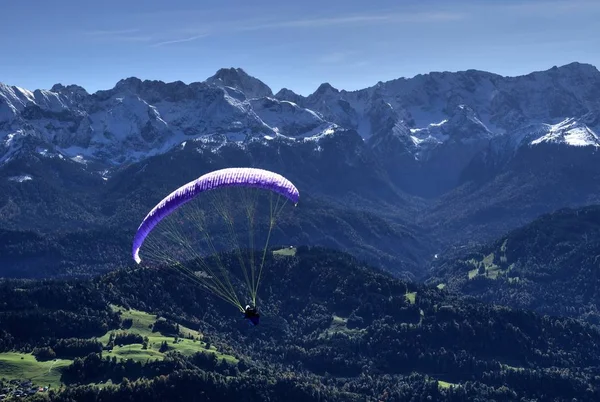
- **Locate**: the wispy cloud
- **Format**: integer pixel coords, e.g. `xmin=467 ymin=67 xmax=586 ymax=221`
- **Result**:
xmin=83 ymin=28 xmax=153 ymax=43
xmin=235 ymin=11 xmax=465 ymax=32
xmin=89 ymin=10 xmax=465 ymax=49
xmin=84 ymin=28 xmax=141 ymax=36
xmin=164 ymin=10 xmax=465 ymax=36
xmin=83 ymin=28 xmax=140 ymax=37
xmin=151 ymin=34 xmax=208 ymax=47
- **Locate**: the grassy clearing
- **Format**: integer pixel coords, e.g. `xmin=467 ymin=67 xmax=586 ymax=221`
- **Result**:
xmin=273 ymin=247 xmax=296 ymax=257
xmin=436 ymin=283 xmax=446 ymax=290
xmin=405 ymin=292 xmax=417 ymax=304
xmin=98 ymin=307 xmax=155 ymax=344
xmin=103 ymin=345 xmax=164 ymax=363
xmin=466 ymin=250 xmax=512 ymax=280
xmin=482 ymin=253 xmax=503 ymax=279
xmin=502 ymin=364 xmax=525 ymax=372
xmin=437 ymin=380 xmax=456 ymax=389
xmin=466 ymin=239 xmax=519 ymax=281
xmin=98 ymin=306 xmax=237 ymax=364
xmin=0 ymin=306 xmax=238 ymax=389
xmin=0 ymin=353 xmax=71 ymax=388
xmin=319 ymin=315 xmax=365 ymax=339
xmin=330 ymin=315 xmax=347 ymax=330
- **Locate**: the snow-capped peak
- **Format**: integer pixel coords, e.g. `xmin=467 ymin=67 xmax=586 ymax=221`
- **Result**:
xmin=0 ymin=83 xmax=36 ymax=112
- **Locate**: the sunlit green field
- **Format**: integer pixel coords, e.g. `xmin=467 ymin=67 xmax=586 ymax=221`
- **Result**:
xmin=273 ymin=246 xmax=297 ymax=257
xmin=0 ymin=353 xmax=71 ymax=388
xmin=98 ymin=306 xmax=237 ymax=363
xmin=0 ymin=305 xmax=237 ymax=389
xmin=405 ymin=292 xmax=417 ymax=304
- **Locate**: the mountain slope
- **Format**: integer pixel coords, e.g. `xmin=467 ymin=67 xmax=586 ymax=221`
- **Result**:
xmin=0 ymin=135 xmax=433 ymax=279
xmin=427 ymin=205 xmax=600 ymax=324
xmin=422 ymin=138 xmax=600 ymax=246
xmin=0 ymin=227 xmax=130 ymax=278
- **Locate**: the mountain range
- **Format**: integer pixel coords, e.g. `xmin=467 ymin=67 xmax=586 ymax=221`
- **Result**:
xmin=2 ymin=61 xmax=600 ymax=278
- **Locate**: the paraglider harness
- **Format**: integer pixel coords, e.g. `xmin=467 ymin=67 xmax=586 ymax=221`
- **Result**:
xmin=243 ymin=305 xmax=260 ymax=326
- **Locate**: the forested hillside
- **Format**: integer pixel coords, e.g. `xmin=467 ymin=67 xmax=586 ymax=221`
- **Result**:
xmin=1 ymin=247 xmax=599 ymax=401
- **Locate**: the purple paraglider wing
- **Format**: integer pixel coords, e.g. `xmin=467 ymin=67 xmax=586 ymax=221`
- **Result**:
xmin=132 ymin=167 xmax=299 ymax=264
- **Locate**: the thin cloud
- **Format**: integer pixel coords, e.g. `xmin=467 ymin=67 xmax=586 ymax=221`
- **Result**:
xmin=171 ymin=10 xmax=466 ymax=38
xmin=83 ymin=28 xmax=154 ymax=43
xmin=91 ymin=10 xmax=465 ymax=48
xmin=84 ymin=28 xmax=141 ymax=36
xmin=151 ymin=34 xmax=208 ymax=47
xmin=119 ymin=35 xmax=154 ymax=43
xmin=236 ymin=11 xmax=465 ymax=32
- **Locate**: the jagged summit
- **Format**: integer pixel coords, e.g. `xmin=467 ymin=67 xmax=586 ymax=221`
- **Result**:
xmin=50 ymin=83 xmax=89 ymax=96
xmin=206 ymin=67 xmax=273 ymax=99
xmin=547 ymin=61 xmax=599 ymax=75
xmin=312 ymin=82 xmax=339 ymax=96
xmin=114 ymin=76 xmax=144 ymax=90
xmin=274 ymin=87 xmax=304 ymax=104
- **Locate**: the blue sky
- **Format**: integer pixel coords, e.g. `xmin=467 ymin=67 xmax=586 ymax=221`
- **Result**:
xmin=1 ymin=0 xmax=598 ymax=95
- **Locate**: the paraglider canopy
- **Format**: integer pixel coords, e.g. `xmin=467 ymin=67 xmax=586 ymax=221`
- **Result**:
xmin=131 ymin=167 xmax=299 ymax=313
xmin=132 ymin=167 xmax=299 ymax=264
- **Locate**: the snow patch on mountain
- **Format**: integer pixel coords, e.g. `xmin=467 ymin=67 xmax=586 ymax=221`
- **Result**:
xmin=401 ymin=105 xmax=492 ymax=157
xmin=250 ymin=97 xmax=331 ymax=137
xmin=531 ymin=118 xmax=600 ymax=147
xmin=1 ymin=130 xmax=27 ymax=164
xmin=8 ymin=174 xmax=33 ymax=183
xmin=299 ymin=125 xmax=339 ymax=142
xmin=484 ymin=116 xmax=600 ymax=162
xmin=409 ymin=119 xmax=449 ymax=146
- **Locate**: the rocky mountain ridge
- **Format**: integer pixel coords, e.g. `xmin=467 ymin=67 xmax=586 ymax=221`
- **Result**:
xmin=2 ymin=62 xmax=598 ymax=182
